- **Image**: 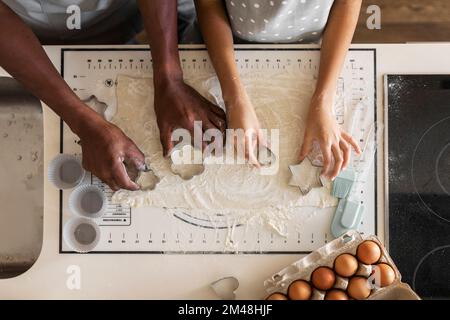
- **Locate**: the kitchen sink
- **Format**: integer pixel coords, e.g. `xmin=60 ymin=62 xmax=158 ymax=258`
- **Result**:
xmin=0 ymin=77 xmax=43 ymax=278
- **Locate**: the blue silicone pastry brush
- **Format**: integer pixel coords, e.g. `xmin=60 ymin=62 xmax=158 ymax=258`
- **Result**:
xmin=329 ymin=105 xmax=365 ymax=198
xmin=332 ymin=168 xmax=357 ymax=199
xmin=331 ymin=123 xmax=383 ymax=237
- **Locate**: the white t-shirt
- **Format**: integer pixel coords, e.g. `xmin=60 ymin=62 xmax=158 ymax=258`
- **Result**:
xmin=3 ymin=0 xmax=138 ymax=41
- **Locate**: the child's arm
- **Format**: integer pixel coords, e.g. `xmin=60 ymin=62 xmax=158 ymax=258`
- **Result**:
xmin=195 ymin=0 xmax=263 ymax=166
xmin=300 ymin=0 xmax=362 ymax=179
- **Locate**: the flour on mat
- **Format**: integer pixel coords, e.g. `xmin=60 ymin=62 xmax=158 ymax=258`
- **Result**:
xmin=111 ymin=73 xmax=337 ymax=235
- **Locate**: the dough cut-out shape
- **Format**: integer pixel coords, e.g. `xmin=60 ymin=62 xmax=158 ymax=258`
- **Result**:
xmin=170 ymin=163 xmax=205 ymax=181
xmin=169 ymin=143 xmax=205 ymax=180
xmin=84 ymin=95 xmax=108 ymax=119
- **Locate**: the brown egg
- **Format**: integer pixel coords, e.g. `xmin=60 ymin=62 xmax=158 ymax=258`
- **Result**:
xmin=287 ymin=280 xmax=312 ymax=300
xmin=266 ymin=292 xmax=288 ymax=300
xmin=334 ymin=253 xmax=359 ymax=277
xmin=372 ymin=263 xmax=396 ymax=287
xmin=347 ymin=276 xmax=371 ymax=300
xmin=356 ymin=240 xmax=382 ymax=265
xmin=325 ymin=289 xmax=349 ymax=300
xmin=311 ymin=267 xmax=336 ymax=291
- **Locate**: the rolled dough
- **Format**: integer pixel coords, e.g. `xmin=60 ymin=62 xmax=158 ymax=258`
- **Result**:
xmin=111 ymin=73 xmax=337 ymax=227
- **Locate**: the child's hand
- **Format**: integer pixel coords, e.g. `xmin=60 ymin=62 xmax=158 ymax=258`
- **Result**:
xmin=299 ymin=94 xmax=361 ymax=180
xmin=226 ymin=93 xmax=266 ymax=167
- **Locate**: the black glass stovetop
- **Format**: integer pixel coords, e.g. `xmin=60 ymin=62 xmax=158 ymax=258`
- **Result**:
xmin=387 ymin=74 xmax=450 ymax=299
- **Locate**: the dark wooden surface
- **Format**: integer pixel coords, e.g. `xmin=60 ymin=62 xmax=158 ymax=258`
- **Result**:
xmin=354 ymin=0 xmax=450 ymax=43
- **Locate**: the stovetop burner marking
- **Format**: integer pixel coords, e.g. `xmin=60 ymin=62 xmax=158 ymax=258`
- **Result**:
xmin=411 ymin=116 xmax=450 ymax=224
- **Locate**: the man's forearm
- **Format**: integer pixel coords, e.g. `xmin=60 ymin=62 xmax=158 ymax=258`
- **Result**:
xmin=314 ymin=0 xmax=362 ymax=102
xmin=138 ymin=0 xmax=183 ymax=87
xmin=0 ymin=2 xmax=94 ymax=134
xmin=137 ymin=0 xmax=228 ymax=157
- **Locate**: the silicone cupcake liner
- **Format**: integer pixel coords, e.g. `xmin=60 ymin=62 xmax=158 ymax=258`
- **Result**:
xmin=68 ymin=184 xmax=107 ymax=219
xmin=48 ymin=154 xmax=85 ymax=189
xmin=63 ymin=217 xmax=101 ymax=253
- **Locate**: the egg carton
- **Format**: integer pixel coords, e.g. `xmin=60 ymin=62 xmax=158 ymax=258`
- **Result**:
xmin=264 ymin=230 xmax=420 ymax=300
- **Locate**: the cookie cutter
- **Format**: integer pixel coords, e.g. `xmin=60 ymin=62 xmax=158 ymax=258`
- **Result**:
xmin=257 ymin=145 xmax=277 ymax=167
xmin=125 ymin=158 xmax=160 ymax=191
xmin=288 ymin=158 xmax=322 ymax=195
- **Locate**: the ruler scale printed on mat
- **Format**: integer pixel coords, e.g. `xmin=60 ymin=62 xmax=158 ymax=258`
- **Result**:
xmin=59 ymin=48 xmax=376 ymax=254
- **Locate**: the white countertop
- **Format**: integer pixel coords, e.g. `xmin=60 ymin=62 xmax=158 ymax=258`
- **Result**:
xmin=1 ymin=43 xmax=450 ymax=299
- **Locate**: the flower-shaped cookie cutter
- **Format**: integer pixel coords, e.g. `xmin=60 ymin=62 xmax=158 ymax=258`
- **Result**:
xmin=125 ymin=159 xmax=160 ymax=191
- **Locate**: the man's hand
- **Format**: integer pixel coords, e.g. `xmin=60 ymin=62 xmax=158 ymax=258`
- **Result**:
xmin=75 ymin=111 xmax=145 ymax=191
xmin=138 ymin=0 xmax=226 ymax=156
xmin=154 ymin=79 xmax=227 ymax=156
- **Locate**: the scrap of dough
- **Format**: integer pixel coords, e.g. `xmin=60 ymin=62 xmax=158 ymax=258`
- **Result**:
xmin=111 ymin=73 xmax=338 ymax=215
